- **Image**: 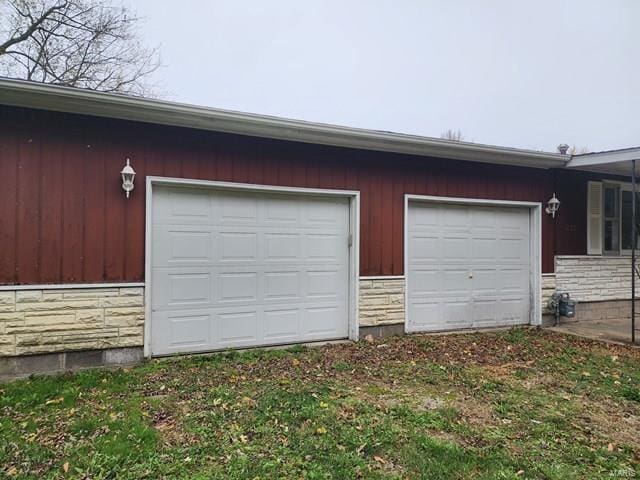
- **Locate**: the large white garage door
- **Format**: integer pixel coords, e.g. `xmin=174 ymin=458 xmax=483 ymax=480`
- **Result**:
xmin=407 ymin=202 xmax=531 ymax=332
xmin=150 ymin=185 xmax=351 ymax=356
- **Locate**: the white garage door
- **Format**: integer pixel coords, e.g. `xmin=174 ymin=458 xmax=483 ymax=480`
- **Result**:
xmin=407 ymin=202 xmax=531 ymax=332
xmin=150 ymin=185 xmax=351 ymax=356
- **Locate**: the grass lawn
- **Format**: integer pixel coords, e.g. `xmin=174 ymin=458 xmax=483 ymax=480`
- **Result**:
xmin=1 ymin=328 xmax=640 ymax=479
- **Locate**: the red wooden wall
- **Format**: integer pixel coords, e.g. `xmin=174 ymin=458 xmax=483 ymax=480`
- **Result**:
xmin=0 ymin=106 xmax=580 ymax=285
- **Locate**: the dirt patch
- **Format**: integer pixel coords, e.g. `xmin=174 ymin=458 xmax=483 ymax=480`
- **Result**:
xmin=577 ymin=396 xmax=640 ymax=451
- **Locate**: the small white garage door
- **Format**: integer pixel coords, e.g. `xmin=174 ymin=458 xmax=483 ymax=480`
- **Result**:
xmin=150 ymin=185 xmax=351 ymax=356
xmin=407 ymin=201 xmax=532 ymax=332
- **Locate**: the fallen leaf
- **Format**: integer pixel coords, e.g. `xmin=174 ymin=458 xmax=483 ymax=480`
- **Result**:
xmin=316 ymin=427 xmax=327 ymax=435
xmin=373 ymin=455 xmax=386 ymax=464
xmin=63 ymin=462 xmax=70 ymax=473
xmin=319 ymin=402 xmax=328 ymax=409
xmin=45 ymin=397 xmax=64 ymax=405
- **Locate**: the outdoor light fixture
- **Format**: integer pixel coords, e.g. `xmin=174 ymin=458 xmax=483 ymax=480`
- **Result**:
xmin=545 ymin=193 xmax=560 ymax=218
xmin=121 ymin=158 xmax=136 ymax=198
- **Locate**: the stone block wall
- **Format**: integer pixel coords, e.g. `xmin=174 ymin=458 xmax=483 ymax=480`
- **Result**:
xmin=576 ymin=299 xmax=631 ymax=323
xmin=0 ymin=287 xmax=144 ymax=357
xmin=358 ymin=277 xmax=405 ymax=326
xmin=555 ymin=256 xmax=638 ymax=302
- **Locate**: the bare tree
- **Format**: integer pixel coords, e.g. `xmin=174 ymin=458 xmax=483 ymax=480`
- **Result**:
xmin=0 ymin=0 xmax=161 ymax=95
xmin=440 ymin=129 xmax=465 ymax=142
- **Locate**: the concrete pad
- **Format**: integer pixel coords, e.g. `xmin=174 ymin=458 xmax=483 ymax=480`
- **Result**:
xmin=548 ymin=317 xmax=638 ymax=346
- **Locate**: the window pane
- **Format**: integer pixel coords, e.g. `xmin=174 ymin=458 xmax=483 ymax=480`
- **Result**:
xmin=604 ymin=185 xmax=620 ymax=253
xmin=621 ymin=191 xmax=640 ymax=251
xmin=622 ymin=191 xmax=633 ymax=250
xmin=604 ymin=187 xmax=619 ymax=217
xmin=605 ymin=219 xmax=619 ymax=253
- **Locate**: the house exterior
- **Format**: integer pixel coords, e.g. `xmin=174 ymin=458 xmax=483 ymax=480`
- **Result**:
xmin=0 ymin=79 xmax=636 ymax=377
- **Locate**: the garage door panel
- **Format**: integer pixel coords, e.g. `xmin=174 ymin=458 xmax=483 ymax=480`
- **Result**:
xmin=218 ymin=310 xmax=259 ymax=345
xmin=167 ymin=272 xmax=212 ymax=306
xmin=152 ymin=310 xmax=213 ymax=355
xmin=304 ymin=304 xmax=348 ymax=336
xmin=220 ymin=193 xmax=259 ymax=223
xmin=305 ymin=233 xmax=343 ymax=260
xmin=151 ymin=186 xmax=351 ymax=355
xmin=442 ymin=205 xmax=468 ymax=227
xmin=265 ymin=196 xmax=301 ymax=223
xmin=219 ymin=232 xmax=258 ymax=261
xmin=307 ymin=269 xmax=345 ymax=299
xmin=152 ymin=226 xmax=213 ymax=267
xmin=407 ymin=269 xmax=439 ymax=295
xmin=499 ymin=267 xmax=529 ymax=292
xmin=265 ymin=233 xmax=301 ymax=260
xmin=442 ymin=237 xmax=469 ymax=260
xmin=408 ymin=202 xmax=531 ymax=332
xmin=408 ymin=236 xmax=439 ymax=262
xmin=498 ymin=238 xmax=528 ymax=260
xmin=264 ymin=271 xmax=302 ymax=300
xmin=408 ymin=302 xmax=441 ymax=330
xmin=303 ymin=198 xmax=349 ymax=226
xmin=263 ymin=308 xmax=301 ymax=340
xmin=153 ymin=188 xmax=213 ymax=225
xmin=151 ymin=268 xmax=215 ymax=309
xmin=473 ymin=299 xmax=528 ymax=327
xmin=471 ymin=237 xmax=498 ymax=260
xmin=219 ymin=272 xmax=259 ymax=303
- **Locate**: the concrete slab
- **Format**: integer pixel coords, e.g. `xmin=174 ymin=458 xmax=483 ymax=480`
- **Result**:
xmin=547 ymin=317 xmax=638 ymax=346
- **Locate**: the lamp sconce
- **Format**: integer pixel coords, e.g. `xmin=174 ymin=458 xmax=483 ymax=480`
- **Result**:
xmin=545 ymin=193 xmax=560 ymax=218
xmin=121 ymin=158 xmax=136 ymax=199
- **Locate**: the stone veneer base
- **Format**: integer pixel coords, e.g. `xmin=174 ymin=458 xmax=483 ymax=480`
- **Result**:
xmin=0 ymin=286 xmax=144 ymax=357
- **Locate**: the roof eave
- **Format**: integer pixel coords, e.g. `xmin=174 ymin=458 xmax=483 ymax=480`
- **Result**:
xmin=0 ymin=78 xmax=568 ymax=169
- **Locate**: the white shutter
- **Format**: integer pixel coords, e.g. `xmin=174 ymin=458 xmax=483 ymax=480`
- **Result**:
xmin=587 ymin=181 xmax=603 ymax=255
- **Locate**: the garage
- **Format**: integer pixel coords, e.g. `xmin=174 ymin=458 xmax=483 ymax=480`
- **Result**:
xmin=148 ymin=182 xmax=355 ymax=356
xmin=406 ymin=197 xmax=539 ymax=333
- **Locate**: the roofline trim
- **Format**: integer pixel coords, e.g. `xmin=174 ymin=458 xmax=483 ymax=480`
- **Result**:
xmin=0 ymin=78 xmax=568 ymax=169
xmin=567 ymin=147 xmax=640 ymax=168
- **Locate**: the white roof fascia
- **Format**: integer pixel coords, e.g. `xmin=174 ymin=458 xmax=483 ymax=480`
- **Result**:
xmin=566 ymin=148 xmax=640 ymax=168
xmin=0 ymin=78 xmax=568 ymax=169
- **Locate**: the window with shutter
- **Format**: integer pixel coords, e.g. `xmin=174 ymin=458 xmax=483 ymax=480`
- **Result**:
xmin=588 ymin=181 xmax=640 ymax=256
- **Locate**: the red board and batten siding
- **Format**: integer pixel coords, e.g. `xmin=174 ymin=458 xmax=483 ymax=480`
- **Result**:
xmin=1 ymin=106 xmax=574 ymax=285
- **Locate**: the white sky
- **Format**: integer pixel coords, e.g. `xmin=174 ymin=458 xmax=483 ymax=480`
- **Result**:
xmin=128 ymin=0 xmax=639 ymax=152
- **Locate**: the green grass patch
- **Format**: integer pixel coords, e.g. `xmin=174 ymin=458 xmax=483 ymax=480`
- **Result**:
xmin=1 ymin=328 xmax=639 ymax=478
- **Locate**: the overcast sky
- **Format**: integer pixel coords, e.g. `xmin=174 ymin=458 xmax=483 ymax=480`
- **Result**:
xmin=128 ymin=0 xmax=638 ymax=153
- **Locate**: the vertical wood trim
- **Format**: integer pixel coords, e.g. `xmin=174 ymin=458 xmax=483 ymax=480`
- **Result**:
xmin=16 ymin=133 xmax=41 ymax=283
xmin=40 ymin=134 xmax=64 ymax=283
xmin=0 ymin=129 xmax=19 ymax=283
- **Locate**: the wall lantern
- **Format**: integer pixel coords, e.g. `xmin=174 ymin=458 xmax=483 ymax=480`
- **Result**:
xmin=545 ymin=193 xmax=560 ymax=218
xmin=121 ymin=158 xmax=136 ymax=198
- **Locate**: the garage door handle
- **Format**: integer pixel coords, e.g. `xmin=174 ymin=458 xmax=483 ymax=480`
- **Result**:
xmin=468 ymin=272 xmax=473 ymax=278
